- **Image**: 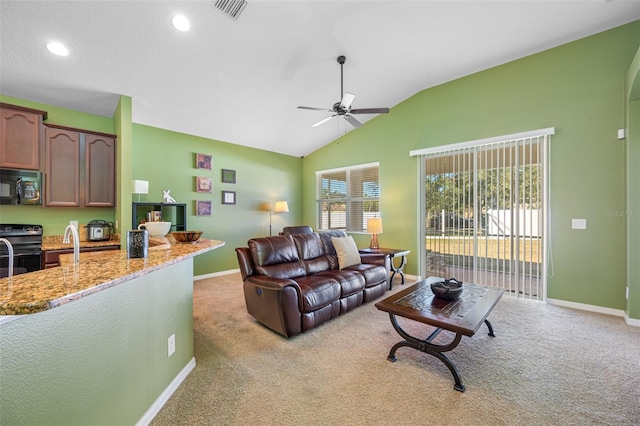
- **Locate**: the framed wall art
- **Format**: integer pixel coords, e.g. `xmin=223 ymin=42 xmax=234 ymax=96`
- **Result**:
xmin=221 ymin=169 xmax=236 ymax=184
xmin=196 ymin=200 xmax=212 ymax=216
xmin=222 ymin=190 xmax=236 ymax=205
xmin=195 ymin=153 xmax=212 ymax=170
xmin=196 ymin=176 xmax=212 ymax=193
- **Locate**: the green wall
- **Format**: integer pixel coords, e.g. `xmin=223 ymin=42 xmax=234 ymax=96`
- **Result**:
xmin=303 ymin=21 xmax=640 ymax=313
xmin=0 ymin=260 xmax=195 ymax=425
xmin=625 ymin=45 xmax=640 ymax=319
xmin=131 ymin=124 xmax=302 ymax=276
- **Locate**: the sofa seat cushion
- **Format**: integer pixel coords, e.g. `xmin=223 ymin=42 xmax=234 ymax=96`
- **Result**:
xmin=294 ymin=275 xmax=341 ymax=312
xmin=316 ymin=270 xmax=366 ymax=297
xmin=345 ymin=263 xmax=387 ymax=288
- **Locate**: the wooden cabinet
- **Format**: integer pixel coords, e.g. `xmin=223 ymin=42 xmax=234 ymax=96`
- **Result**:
xmin=0 ymin=103 xmax=47 ymax=170
xmin=44 ymin=125 xmax=116 ymax=207
xmin=42 ymin=245 xmax=120 ymax=269
xmin=132 ymin=203 xmax=187 ymax=232
xmin=85 ymin=134 xmax=116 ymax=207
xmin=44 ymin=127 xmax=80 ymax=206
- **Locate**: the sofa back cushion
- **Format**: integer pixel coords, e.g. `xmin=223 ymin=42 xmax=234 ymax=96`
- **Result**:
xmin=248 ymin=235 xmax=306 ymax=279
xmin=318 ymin=230 xmax=348 ymax=270
xmin=281 ymin=226 xmax=313 ymax=235
xmin=292 ymin=233 xmax=330 ymax=274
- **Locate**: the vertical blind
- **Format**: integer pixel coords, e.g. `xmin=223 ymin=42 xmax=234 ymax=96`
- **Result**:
xmin=412 ymin=128 xmax=553 ymax=300
xmin=316 ymin=162 xmax=380 ymax=232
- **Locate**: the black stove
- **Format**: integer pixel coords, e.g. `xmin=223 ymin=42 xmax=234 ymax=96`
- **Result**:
xmin=0 ymin=224 xmax=43 ymax=278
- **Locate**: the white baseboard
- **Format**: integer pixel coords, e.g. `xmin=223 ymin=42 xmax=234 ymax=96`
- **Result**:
xmin=546 ymin=298 xmax=640 ymax=327
xmin=194 ymin=268 xmax=239 ymax=281
xmin=136 ymin=357 xmax=196 ymax=426
xmin=624 ymin=312 xmax=640 ymax=327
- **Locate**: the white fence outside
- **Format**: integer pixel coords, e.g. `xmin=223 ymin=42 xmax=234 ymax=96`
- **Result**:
xmin=486 ymin=209 xmax=541 ymax=237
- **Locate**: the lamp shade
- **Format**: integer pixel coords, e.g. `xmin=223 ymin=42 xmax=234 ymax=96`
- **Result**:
xmin=367 ymin=217 xmax=383 ymax=234
xmin=132 ymin=180 xmax=149 ymax=194
xmin=274 ymin=201 xmax=289 ymax=213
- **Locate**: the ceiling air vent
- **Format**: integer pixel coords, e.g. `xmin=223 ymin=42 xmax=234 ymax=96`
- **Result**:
xmin=212 ymin=0 xmax=248 ymax=20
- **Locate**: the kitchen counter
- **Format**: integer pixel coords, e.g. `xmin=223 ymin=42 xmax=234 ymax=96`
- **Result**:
xmin=42 ymin=234 xmax=121 ymax=251
xmin=0 ymin=238 xmax=224 ymax=316
xmin=1 ymin=236 xmax=222 ymax=425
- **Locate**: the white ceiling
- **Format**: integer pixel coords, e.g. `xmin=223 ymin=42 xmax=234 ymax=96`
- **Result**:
xmin=1 ymin=1 xmax=639 ymax=158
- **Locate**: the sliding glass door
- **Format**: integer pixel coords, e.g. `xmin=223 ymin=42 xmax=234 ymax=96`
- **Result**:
xmin=415 ymin=130 xmax=552 ymax=300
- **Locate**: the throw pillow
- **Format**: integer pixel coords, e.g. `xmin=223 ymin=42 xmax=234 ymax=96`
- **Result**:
xmin=331 ymin=236 xmax=361 ymax=269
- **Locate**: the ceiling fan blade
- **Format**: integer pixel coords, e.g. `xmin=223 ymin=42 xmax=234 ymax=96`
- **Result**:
xmin=312 ymin=115 xmax=338 ymax=127
xmin=298 ymin=106 xmax=333 ymax=112
xmin=340 ymin=92 xmax=356 ymax=110
xmin=350 ymin=107 xmax=390 ymax=114
xmin=343 ymin=114 xmax=362 ymax=128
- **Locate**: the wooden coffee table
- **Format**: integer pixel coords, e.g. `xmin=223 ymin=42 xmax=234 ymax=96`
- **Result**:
xmin=375 ymin=277 xmax=504 ymax=392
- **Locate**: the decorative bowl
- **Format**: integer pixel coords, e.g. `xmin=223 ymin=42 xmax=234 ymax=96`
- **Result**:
xmin=430 ymin=278 xmax=464 ymax=300
xmin=171 ymin=231 xmax=203 ymax=243
xmin=138 ymin=221 xmax=171 ymax=237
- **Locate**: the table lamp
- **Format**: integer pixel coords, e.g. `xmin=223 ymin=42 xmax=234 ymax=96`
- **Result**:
xmin=132 ymin=180 xmax=149 ymax=202
xmin=367 ymin=217 xmax=383 ymax=249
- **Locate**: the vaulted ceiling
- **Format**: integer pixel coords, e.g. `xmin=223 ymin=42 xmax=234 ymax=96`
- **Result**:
xmin=1 ymin=1 xmax=639 ymax=157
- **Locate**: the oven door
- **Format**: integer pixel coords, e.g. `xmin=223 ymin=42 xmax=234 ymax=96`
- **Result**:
xmin=0 ymin=252 xmax=42 ymax=278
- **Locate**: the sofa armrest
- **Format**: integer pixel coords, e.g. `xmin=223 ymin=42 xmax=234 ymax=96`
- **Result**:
xmin=360 ymin=253 xmax=389 ymax=269
xmin=235 ymin=247 xmax=253 ymax=281
xmin=245 ymin=275 xmax=301 ymax=292
xmin=243 ymin=275 xmax=303 ymax=337
xmin=360 ymin=253 xmax=391 ymax=288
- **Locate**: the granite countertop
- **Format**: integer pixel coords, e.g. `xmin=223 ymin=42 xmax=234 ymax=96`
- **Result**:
xmin=42 ymin=235 xmax=122 ymax=251
xmin=0 ymin=238 xmax=225 ymax=316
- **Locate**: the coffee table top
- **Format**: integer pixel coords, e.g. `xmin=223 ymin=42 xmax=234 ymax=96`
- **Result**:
xmin=375 ymin=277 xmax=504 ymax=336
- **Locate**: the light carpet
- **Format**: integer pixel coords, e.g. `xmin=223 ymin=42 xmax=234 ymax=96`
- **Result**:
xmin=151 ymin=273 xmax=640 ymax=425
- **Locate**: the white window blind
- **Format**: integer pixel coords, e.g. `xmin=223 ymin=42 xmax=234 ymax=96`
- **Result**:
xmin=316 ymin=162 xmax=380 ymax=232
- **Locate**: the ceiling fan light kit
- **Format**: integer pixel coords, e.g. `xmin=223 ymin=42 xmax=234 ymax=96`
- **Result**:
xmin=298 ymin=55 xmax=390 ymax=128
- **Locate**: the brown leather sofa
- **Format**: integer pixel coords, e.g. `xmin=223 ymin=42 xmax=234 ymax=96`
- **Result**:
xmin=235 ymin=230 xmax=390 ymax=338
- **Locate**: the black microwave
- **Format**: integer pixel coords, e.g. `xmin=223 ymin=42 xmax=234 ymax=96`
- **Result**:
xmin=0 ymin=168 xmax=42 ymax=205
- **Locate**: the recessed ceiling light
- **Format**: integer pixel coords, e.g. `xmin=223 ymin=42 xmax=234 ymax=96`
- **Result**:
xmin=172 ymin=15 xmax=190 ymax=31
xmin=46 ymin=41 xmax=69 ymax=56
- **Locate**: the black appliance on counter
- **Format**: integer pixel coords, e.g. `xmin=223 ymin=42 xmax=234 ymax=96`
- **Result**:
xmin=0 ymin=224 xmax=43 ymax=278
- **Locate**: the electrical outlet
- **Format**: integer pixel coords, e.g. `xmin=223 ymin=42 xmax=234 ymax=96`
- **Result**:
xmin=70 ymin=220 xmax=78 ymax=230
xmin=168 ymin=334 xmax=175 ymax=357
xmin=115 ymin=220 xmax=119 ymax=230
xmin=626 ymin=287 xmax=629 ymax=300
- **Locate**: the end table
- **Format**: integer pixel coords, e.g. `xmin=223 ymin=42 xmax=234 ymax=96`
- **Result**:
xmin=359 ymin=247 xmax=410 ymax=290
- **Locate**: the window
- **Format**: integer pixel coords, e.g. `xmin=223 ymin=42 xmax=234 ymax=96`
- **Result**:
xmin=316 ymin=162 xmax=379 ymax=232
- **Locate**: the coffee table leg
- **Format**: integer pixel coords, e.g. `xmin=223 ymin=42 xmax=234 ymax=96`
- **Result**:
xmin=386 ymin=313 xmax=466 ymax=392
xmin=484 ymin=319 xmax=495 ymax=337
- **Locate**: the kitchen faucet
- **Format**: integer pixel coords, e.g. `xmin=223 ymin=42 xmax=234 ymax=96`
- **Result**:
xmin=0 ymin=238 xmax=14 ymax=278
xmin=63 ymin=224 xmax=80 ymax=264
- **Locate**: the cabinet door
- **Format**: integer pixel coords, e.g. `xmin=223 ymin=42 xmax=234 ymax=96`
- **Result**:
xmin=45 ymin=127 xmax=80 ymax=207
xmin=85 ymin=134 xmax=115 ymax=207
xmin=0 ymin=108 xmax=42 ymax=170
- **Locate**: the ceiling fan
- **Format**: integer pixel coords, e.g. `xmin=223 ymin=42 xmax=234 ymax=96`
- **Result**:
xmin=298 ymin=55 xmax=390 ymax=128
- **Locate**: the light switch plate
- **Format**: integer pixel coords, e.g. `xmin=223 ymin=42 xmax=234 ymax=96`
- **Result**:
xmin=572 ymin=219 xmax=587 ymax=229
